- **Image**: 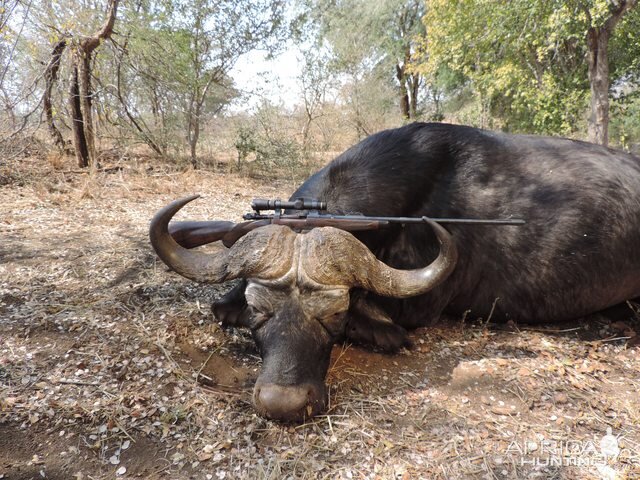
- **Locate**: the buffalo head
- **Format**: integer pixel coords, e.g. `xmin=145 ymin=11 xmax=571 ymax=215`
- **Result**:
xmin=150 ymin=196 xmax=457 ymax=421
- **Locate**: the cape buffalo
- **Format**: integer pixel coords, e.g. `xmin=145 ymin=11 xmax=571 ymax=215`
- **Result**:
xmin=150 ymin=122 xmax=640 ymax=422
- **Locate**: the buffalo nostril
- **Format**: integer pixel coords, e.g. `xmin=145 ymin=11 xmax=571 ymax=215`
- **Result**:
xmin=254 ymin=382 xmax=326 ymax=422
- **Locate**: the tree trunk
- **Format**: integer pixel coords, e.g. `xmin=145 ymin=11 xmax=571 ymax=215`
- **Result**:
xmin=302 ymin=114 xmax=313 ymax=155
xmin=43 ymin=39 xmax=67 ymax=152
xmin=584 ymin=0 xmax=637 ymax=146
xmin=396 ymin=63 xmax=410 ymax=120
xmin=586 ymin=28 xmax=610 ymax=146
xmin=186 ymin=74 xmax=217 ymax=169
xmin=78 ymin=51 xmax=97 ymax=167
xmin=408 ymin=73 xmax=419 ymax=119
xmin=150 ymin=82 xmax=168 ymax=155
xmin=69 ymin=62 xmax=90 ymax=168
xmin=68 ymin=0 xmax=119 ymax=168
xmin=189 ymin=110 xmax=200 ymax=169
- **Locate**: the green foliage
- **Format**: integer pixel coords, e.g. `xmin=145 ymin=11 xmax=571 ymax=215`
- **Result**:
xmin=234 ymin=125 xmax=259 ymax=165
xmin=337 ymin=63 xmax=400 ymax=138
xmin=610 ymin=6 xmax=640 ymax=83
xmin=299 ymin=0 xmax=426 ymax=120
xmin=308 ymin=0 xmax=423 ymax=68
xmin=610 ymin=92 xmax=640 ymax=151
xmin=4 ymin=0 xmax=640 ymax=157
xmin=96 ymin=0 xmax=286 ymax=161
xmin=420 ymin=0 xmax=640 ymax=137
xmin=233 ymin=102 xmax=304 ymax=179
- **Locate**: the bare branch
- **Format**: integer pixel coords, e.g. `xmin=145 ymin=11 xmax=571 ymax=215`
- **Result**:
xmin=43 ymin=39 xmax=68 ymax=150
xmin=80 ymin=0 xmax=119 ymax=53
xmin=0 ymin=0 xmax=33 ymax=87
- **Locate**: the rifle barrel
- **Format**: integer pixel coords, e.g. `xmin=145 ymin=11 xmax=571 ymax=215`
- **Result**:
xmin=245 ymin=213 xmax=525 ymax=226
xmin=367 ymin=216 xmax=526 ymax=225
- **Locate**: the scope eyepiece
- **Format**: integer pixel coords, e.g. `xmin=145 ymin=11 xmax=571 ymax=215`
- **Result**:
xmin=251 ymin=198 xmax=327 ymax=211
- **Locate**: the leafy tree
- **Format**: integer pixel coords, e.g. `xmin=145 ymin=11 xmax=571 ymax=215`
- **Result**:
xmin=1 ymin=0 xmax=48 ymax=138
xmin=107 ymin=0 xmax=287 ymax=167
xmin=300 ymin=0 xmax=426 ymax=120
xmin=582 ymin=0 xmax=638 ymax=145
xmin=170 ymin=0 xmax=287 ymax=167
xmin=338 ymin=64 xmax=398 ymax=139
xmin=3 ymin=0 xmax=120 ymax=167
xmin=610 ymin=91 xmax=640 ymax=150
xmin=420 ymin=0 xmax=640 ymax=144
xmin=3 ymin=0 xmax=286 ymax=168
xmin=297 ymin=47 xmax=336 ymax=153
xmin=233 ymin=101 xmax=304 ymax=179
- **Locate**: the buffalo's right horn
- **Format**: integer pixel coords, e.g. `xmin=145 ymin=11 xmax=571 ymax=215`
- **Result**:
xmin=150 ymin=196 xmax=294 ymax=284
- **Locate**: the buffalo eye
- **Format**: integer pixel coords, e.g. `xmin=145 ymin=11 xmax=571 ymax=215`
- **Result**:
xmin=317 ymin=311 xmax=347 ymax=338
xmin=247 ymin=307 xmax=271 ymax=331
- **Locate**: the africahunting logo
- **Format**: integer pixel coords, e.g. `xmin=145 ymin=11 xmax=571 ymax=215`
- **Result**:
xmin=504 ymin=427 xmax=638 ymax=471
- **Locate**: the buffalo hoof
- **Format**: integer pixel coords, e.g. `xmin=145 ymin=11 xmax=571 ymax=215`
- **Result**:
xmin=253 ymin=382 xmax=326 ymax=422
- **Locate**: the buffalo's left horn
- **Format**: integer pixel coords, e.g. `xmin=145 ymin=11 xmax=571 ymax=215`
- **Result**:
xmin=150 ymin=195 xmax=236 ymax=283
xmin=358 ymin=220 xmax=457 ymax=297
xmin=303 ymin=221 xmax=457 ymax=297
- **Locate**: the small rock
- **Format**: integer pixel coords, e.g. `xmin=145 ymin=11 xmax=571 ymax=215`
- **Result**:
xmin=171 ymin=452 xmax=185 ymax=464
xmin=517 ymin=367 xmax=531 ymax=376
xmin=554 ymin=392 xmax=568 ymax=404
xmin=491 ymin=406 xmax=514 ymax=416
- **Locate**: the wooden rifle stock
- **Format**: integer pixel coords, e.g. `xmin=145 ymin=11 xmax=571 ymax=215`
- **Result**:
xmin=169 ymin=218 xmax=389 ymax=249
xmin=220 ymin=219 xmax=272 ymax=247
xmin=273 ymin=217 xmax=388 ymax=231
xmin=169 ymin=221 xmax=235 ymax=249
xmin=220 ymin=218 xmax=386 ymax=247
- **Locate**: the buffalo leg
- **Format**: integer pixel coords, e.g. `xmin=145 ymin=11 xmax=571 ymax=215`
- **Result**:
xmin=212 ymin=280 xmax=251 ymax=327
xmin=345 ymin=294 xmax=411 ymax=351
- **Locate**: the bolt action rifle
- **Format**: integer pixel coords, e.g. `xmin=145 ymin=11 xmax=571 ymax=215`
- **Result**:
xmin=169 ymin=196 xmax=525 ymax=249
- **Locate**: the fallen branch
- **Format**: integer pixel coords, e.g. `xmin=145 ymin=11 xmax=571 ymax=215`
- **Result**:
xmin=57 ymin=379 xmax=100 ymax=386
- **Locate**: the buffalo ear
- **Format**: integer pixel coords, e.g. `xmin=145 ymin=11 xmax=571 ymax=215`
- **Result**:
xmin=212 ymin=280 xmax=253 ymax=328
xmin=213 ymin=301 xmax=252 ymax=328
xmin=345 ymin=295 xmax=411 ymax=351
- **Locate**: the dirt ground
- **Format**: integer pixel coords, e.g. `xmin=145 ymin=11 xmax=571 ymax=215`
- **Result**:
xmin=1 ymin=153 xmax=639 ymax=480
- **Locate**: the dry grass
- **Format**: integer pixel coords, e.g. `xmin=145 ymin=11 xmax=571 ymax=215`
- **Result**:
xmin=1 ymin=152 xmax=639 ymax=479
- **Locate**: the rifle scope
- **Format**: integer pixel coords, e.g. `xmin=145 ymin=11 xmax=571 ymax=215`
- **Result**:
xmin=251 ymin=198 xmax=327 ymax=211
